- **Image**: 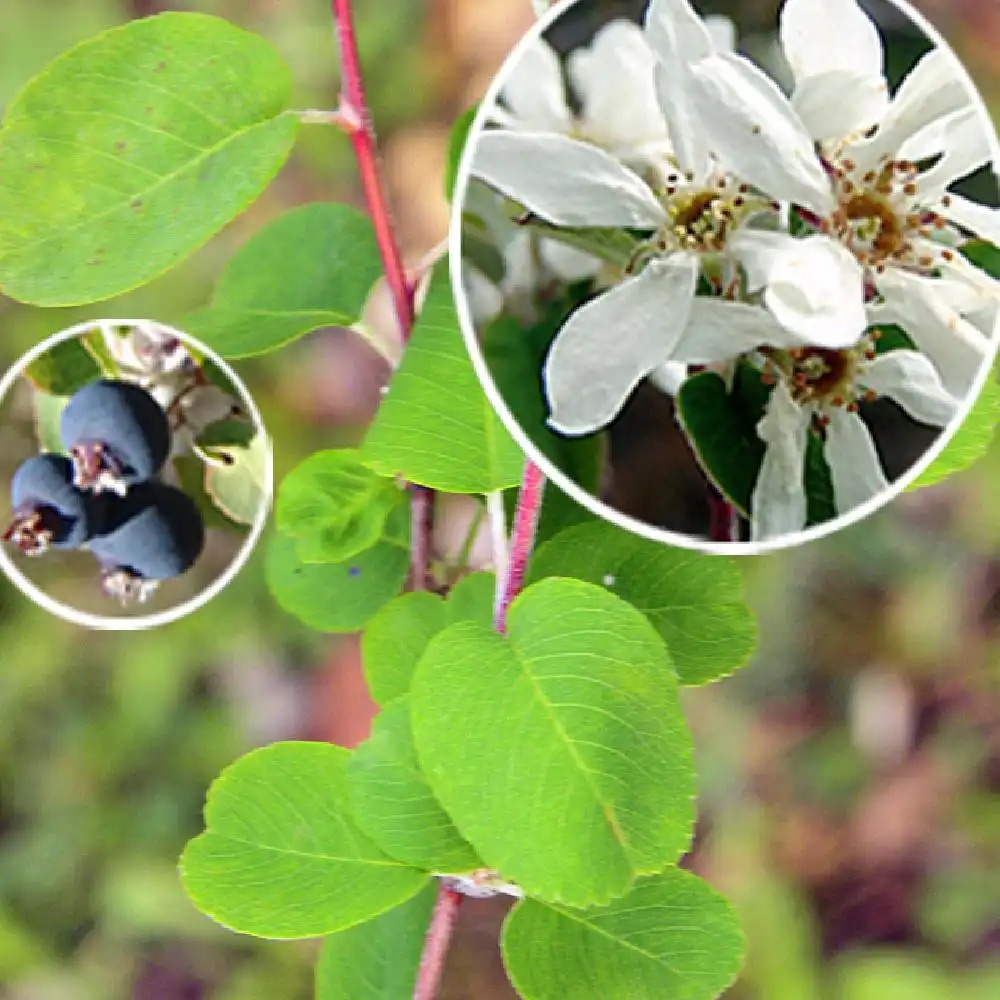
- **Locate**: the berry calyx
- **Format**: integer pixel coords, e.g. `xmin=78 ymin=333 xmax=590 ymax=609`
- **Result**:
xmin=90 ymin=482 xmax=205 ymax=605
xmin=60 ymin=379 xmax=171 ymax=495
xmin=4 ymin=454 xmax=97 ymax=555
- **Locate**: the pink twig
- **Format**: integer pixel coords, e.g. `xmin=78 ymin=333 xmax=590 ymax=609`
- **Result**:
xmin=412 ymin=884 xmax=464 ymax=1000
xmin=330 ymin=0 xmax=432 ymax=590
xmin=708 ymin=490 xmax=737 ymax=543
xmin=409 ymin=485 xmax=435 ymax=590
xmin=331 ymin=0 xmax=415 ymax=337
xmin=494 ymin=460 xmax=546 ymax=632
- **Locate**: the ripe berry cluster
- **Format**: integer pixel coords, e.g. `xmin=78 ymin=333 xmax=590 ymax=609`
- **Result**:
xmin=4 ymin=379 xmax=205 ymax=605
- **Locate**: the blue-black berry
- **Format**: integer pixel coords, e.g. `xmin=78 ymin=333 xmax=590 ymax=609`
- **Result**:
xmin=91 ymin=482 xmax=205 ymax=603
xmin=4 ymin=454 xmax=97 ymax=555
xmin=60 ymin=379 xmax=171 ymax=495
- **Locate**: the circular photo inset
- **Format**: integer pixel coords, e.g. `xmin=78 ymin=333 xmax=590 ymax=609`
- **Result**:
xmin=451 ymin=0 xmax=1000 ymax=551
xmin=0 ymin=320 xmax=272 ymax=628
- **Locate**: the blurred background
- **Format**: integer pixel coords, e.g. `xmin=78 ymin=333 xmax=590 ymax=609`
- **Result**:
xmin=0 ymin=1 xmax=998 ymax=998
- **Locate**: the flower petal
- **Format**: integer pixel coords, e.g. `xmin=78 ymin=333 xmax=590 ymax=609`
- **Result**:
xmin=687 ymin=54 xmax=835 ymax=215
xmin=730 ymin=230 xmax=867 ymax=347
xmin=648 ymin=361 xmax=688 ymax=396
xmin=644 ymin=0 xmax=714 ymax=176
xmin=750 ymin=382 xmax=810 ymax=540
xmin=499 ymin=230 xmax=539 ymax=304
xmin=846 ymin=48 xmax=971 ymax=172
xmin=538 ymin=239 xmax=602 ymax=282
xmin=824 ymin=407 xmax=888 ymax=513
xmin=499 ymin=37 xmax=572 ymax=133
xmin=859 ymin=350 xmax=959 ymax=426
xmin=792 ymin=70 xmax=888 ymax=141
xmin=931 ymin=250 xmax=1000 ymax=336
xmin=704 ymin=14 xmax=736 ymax=54
xmin=780 ymin=0 xmax=884 ymax=84
xmin=462 ymin=263 xmax=503 ymax=325
xmin=471 ymin=131 xmax=667 ymax=228
xmin=645 ymin=0 xmax=714 ymax=60
xmin=873 ymin=268 xmax=991 ymax=395
xmin=568 ymin=20 xmax=669 ymax=155
xmin=544 ymin=254 xmax=698 ymax=435
xmin=672 ymin=298 xmax=792 ymax=362
xmin=915 ymin=107 xmax=993 ymax=195
xmin=939 ymin=191 xmax=1000 ymax=244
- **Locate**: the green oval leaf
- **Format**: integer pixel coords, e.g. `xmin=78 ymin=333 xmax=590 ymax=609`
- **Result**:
xmin=182 ymin=203 xmax=386 ymax=359
xmin=501 ymin=868 xmax=745 ymax=1000
xmin=483 ymin=307 xmax=603 ymax=495
xmin=276 ymin=449 xmax=404 ymax=565
xmin=527 ymin=521 xmax=756 ymax=686
xmin=804 ymin=429 xmax=836 ymax=526
xmin=362 ymin=262 xmax=524 ymax=494
xmin=265 ymin=519 xmax=410 ymax=634
xmin=410 ymin=578 xmax=695 ymax=907
xmin=347 ymin=699 xmax=481 ymax=873
xmin=33 ymin=392 xmax=69 ymax=454
xmin=908 ymin=374 xmax=999 ymax=490
xmin=180 ymin=742 xmax=428 ymax=939
xmin=675 ymin=369 xmax=767 ymax=516
xmin=315 ymin=882 xmax=437 ymax=1000
xmin=0 ymin=13 xmax=298 ymax=305
xmin=361 ymin=572 xmax=495 ymax=705
xmin=960 ymin=239 xmax=1000 ymax=279
xmin=24 ymin=338 xmax=99 ymax=395
xmin=203 ymin=428 xmax=270 ymax=526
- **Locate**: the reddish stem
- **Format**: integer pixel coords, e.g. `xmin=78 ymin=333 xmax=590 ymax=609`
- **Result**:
xmin=409 ymin=485 xmax=435 ymax=590
xmin=412 ymin=884 xmax=464 ymax=1000
xmin=708 ymin=490 xmax=737 ymax=543
xmin=331 ymin=0 xmax=415 ymax=337
xmin=330 ymin=0 xmax=432 ymax=590
xmin=494 ymin=460 xmax=546 ymax=633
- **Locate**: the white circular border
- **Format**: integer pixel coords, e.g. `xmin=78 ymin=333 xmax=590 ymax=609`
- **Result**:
xmin=448 ymin=0 xmax=1000 ymax=556
xmin=0 ymin=319 xmax=274 ymax=630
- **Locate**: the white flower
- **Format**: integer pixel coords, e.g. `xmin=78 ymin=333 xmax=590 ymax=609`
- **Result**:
xmin=750 ymin=333 xmax=959 ymax=540
xmin=492 ymin=20 xmax=674 ymax=167
xmin=470 ymin=121 xmax=861 ymax=432
xmin=470 ymin=0 xmax=878 ymax=437
xmin=543 ymin=254 xmax=859 ymax=434
xmin=101 ymin=320 xmax=192 ymax=385
xmin=779 ymin=0 xmax=889 ymax=141
xmin=696 ymin=0 xmax=1000 ymax=387
xmin=646 ymin=0 xmax=834 ymax=217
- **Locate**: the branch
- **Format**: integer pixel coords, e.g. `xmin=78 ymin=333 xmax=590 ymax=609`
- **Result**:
xmin=330 ymin=0 xmax=414 ymax=336
xmin=412 ymin=884 xmax=464 ymax=1000
xmin=707 ymin=489 xmax=737 ymax=543
xmin=494 ymin=460 xmax=546 ymax=633
xmin=330 ymin=0 xmax=433 ymax=591
xmin=409 ymin=484 xmax=435 ymax=590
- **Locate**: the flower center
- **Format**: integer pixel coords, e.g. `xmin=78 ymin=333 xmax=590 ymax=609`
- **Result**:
xmin=823 ymin=156 xmax=956 ymax=275
xmin=655 ymin=172 xmax=773 ymax=255
xmin=841 ymin=192 xmax=904 ymax=259
xmin=763 ymin=334 xmax=880 ymax=414
xmin=789 ymin=347 xmax=858 ymax=406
